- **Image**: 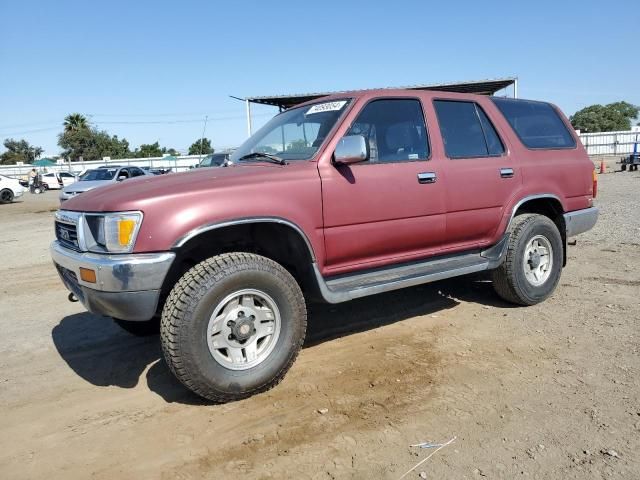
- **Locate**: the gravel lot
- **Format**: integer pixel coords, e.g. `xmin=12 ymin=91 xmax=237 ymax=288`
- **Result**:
xmin=0 ymin=172 xmax=639 ymax=479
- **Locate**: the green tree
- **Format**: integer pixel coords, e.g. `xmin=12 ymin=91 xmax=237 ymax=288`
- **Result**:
xmin=570 ymin=101 xmax=639 ymax=133
xmin=188 ymin=138 xmax=214 ymax=155
xmin=0 ymin=139 xmax=43 ymax=165
xmin=58 ymin=128 xmax=131 ymax=161
xmin=133 ymin=142 xmax=164 ymax=158
xmin=161 ymin=147 xmax=180 ymax=156
xmin=63 ymin=113 xmax=89 ymax=133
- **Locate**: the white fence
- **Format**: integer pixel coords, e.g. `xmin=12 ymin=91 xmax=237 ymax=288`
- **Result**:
xmin=578 ymin=128 xmax=640 ymax=156
xmin=0 ymin=154 xmax=211 ymax=178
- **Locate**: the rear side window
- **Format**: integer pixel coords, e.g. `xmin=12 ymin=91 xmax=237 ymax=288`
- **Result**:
xmin=434 ymin=100 xmax=505 ymax=158
xmin=492 ymin=98 xmax=576 ymax=149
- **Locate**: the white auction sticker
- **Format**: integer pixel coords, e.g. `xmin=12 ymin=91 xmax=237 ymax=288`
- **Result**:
xmin=306 ymin=100 xmax=347 ymax=115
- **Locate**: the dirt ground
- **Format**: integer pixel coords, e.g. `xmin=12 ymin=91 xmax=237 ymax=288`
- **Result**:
xmin=1 ymin=173 xmax=639 ymax=480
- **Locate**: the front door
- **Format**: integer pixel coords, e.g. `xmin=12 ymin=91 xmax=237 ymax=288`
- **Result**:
xmin=319 ymin=98 xmax=447 ymax=274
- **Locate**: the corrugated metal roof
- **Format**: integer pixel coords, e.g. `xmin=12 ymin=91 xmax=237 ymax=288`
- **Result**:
xmin=244 ymin=77 xmax=517 ymax=109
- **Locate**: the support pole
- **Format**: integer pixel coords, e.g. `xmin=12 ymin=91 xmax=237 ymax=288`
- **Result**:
xmin=514 ymin=78 xmax=519 ymax=99
xmin=245 ymin=100 xmax=252 ymax=137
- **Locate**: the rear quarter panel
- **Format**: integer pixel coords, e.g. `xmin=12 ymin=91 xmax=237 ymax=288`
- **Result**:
xmin=488 ymin=102 xmax=594 ymax=242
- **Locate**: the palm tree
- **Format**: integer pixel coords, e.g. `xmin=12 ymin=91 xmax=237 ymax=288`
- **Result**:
xmin=63 ymin=113 xmax=89 ymax=132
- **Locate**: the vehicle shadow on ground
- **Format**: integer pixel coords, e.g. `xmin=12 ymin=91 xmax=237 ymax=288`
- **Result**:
xmin=52 ymin=276 xmax=514 ymax=405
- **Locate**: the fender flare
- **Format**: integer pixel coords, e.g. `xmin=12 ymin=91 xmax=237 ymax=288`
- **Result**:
xmin=171 ymin=216 xmax=317 ymax=262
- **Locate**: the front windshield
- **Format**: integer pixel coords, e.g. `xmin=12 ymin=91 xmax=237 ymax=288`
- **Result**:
xmin=230 ymin=99 xmax=351 ymax=162
xmin=80 ymin=168 xmax=117 ymax=181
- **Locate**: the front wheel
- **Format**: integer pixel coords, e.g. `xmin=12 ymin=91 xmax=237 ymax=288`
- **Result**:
xmin=491 ymin=213 xmax=563 ymax=306
xmin=160 ymin=253 xmax=307 ymax=402
xmin=0 ymin=189 xmax=14 ymax=203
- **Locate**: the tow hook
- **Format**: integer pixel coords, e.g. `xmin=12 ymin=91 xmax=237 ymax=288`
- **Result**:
xmin=68 ymin=293 xmax=79 ymax=303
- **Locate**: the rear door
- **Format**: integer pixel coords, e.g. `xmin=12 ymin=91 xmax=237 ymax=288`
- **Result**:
xmin=432 ymin=99 xmax=520 ymax=248
xmin=319 ymin=97 xmax=447 ymax=274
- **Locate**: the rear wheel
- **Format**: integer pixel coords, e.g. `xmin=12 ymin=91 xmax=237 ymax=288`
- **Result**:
xmin=0 ymin=189 xmax=14 ymax=203
xmin=160 ymin=253 xmax=307 ymax=402
xmin=491 ymin=213 xmax=563 ymax=305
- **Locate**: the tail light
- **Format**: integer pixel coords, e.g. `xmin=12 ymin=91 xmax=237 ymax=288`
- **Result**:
xmin=592 ymin=169 xmax=598 ymax=198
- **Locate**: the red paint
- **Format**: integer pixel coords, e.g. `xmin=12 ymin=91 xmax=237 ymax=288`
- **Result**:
xmin=63 ymin=89 xmax=594 ymax=276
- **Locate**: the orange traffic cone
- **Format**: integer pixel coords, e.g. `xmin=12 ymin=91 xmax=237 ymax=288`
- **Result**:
xmin=599 ymin=159 xmax=606 ymax=174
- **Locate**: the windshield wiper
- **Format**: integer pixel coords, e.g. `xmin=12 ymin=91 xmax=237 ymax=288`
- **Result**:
xmin=236 ymin=152 xmax=287 ymax=165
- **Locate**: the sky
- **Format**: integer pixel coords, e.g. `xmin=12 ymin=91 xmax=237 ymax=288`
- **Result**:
xmin=1 ymin=0 xmax=638 ymax=157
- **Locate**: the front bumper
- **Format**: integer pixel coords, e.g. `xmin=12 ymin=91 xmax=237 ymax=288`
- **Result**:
xmin=51 ymin=241 xmax=175 ymax=321
xmin=564 ymin=207 xmax=599 ymax=237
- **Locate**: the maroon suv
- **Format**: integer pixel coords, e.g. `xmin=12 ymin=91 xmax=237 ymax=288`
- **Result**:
xmin=51 ymin=89 xmax=598 ymax=401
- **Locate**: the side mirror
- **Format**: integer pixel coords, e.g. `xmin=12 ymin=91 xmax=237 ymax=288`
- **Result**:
xmin=117 ymin=175 xmax=127 ymax=181
xmin=334 ymin=135 xmax=367 ymax=165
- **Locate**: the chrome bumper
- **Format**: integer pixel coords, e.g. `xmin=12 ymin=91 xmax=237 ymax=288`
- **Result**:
xmin=564 ymin=207 xmax=599 ymax=237
xmin=50 ymin=241 xmax=175 ymax=321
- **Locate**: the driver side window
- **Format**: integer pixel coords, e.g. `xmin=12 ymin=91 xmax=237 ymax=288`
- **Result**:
xmin=346 ymin=99 xmax=430 ymax=163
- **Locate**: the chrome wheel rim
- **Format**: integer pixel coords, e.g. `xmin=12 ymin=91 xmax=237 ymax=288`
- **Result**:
xmin=206 ymin=289 xmax=281 ymax=371
xmin=523 ymin=235 xmax=553 ymax=286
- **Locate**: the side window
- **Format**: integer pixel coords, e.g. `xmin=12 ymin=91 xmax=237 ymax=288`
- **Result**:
xmin=346 ymin=99 xmax=429 ymax=163
xmin=129 ymin=167 xmax=145 ymax=177
xmin=434 ymin=100 xmax=504 ymax=159
xmin=492 ymin=98 xmax=576 ymax=149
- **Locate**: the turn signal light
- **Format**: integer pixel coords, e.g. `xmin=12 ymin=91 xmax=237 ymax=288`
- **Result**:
xmin=592 ymin=169 xmax=598 ymax=198
xmin=79 ymin=267 xmax=97 ymax=283
xmin=118 ymin=219 xmax=137 ymax=246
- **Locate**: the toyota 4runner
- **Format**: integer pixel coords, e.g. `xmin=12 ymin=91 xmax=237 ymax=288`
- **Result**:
xmin=51 ymin=89 xmax=598 ymax=402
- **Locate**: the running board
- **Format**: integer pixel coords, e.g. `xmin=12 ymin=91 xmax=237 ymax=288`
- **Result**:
xmin=314 ymin=235 xmax=508 ymax=304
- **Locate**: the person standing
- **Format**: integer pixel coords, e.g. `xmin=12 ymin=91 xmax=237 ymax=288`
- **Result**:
xmin=28 ymin=168 xmax=37 ymax=193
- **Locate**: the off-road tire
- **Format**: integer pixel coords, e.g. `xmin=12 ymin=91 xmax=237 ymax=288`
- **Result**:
xmin=113 ymin=318 xmax=160 ymax=336
xmin=0 ymin=189 xmax=14 ymax=203
xmin=491 ymin=213 xmax=563 ymax=306
xmin=160 ymin=253 xmax=307 ymax=402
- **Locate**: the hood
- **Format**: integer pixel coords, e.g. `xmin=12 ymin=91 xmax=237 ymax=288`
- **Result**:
xmin=61 ymin=163 xmax=293 ymax=212
xmin=64 ymin=180 xmax=113 ymax=193
xmin=59 ymin=161 xmax=324 ymax=254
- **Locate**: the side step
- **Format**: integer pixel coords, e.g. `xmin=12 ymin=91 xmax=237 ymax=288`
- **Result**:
xmin=314 ymin=236 xmax=508 ymax=304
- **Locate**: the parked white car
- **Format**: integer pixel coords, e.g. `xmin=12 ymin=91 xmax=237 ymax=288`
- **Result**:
xmin=0 ymin=175 xmax=26 ymax=203
xmin=41 ymin=171 xmax=78 ymax=190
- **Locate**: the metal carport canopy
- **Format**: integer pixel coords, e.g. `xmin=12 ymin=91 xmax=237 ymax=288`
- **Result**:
xmin=235 ymin=77 xmax=517 ymax=136
xmin=245 ymin=77 xmax=517 ymax=110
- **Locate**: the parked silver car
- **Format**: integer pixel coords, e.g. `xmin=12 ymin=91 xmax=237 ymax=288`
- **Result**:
xmin=59 ymin=166 xmax=151 ymax=202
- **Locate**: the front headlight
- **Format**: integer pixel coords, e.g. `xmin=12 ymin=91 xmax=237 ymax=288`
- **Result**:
xmin=85 ymin=212 xmax=143 ymax=253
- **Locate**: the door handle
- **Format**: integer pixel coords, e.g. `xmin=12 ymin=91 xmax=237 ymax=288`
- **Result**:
xmin=500 ymin=168 xmax=514 ymax=178
xmin=417 ymin=172 xmax=437 ymax=184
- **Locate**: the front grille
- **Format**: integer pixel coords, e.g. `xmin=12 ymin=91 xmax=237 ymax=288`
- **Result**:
xmin=55 ymin=221 xmax=80 ymax=251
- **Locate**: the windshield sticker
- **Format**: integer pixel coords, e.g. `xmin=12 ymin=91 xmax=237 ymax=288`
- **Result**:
xmin=306 ymin=100 xmax=347 ymax=115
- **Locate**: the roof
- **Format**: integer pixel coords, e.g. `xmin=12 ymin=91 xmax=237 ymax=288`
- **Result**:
xmin=245 ymin=77 xmax=517 ymax=109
